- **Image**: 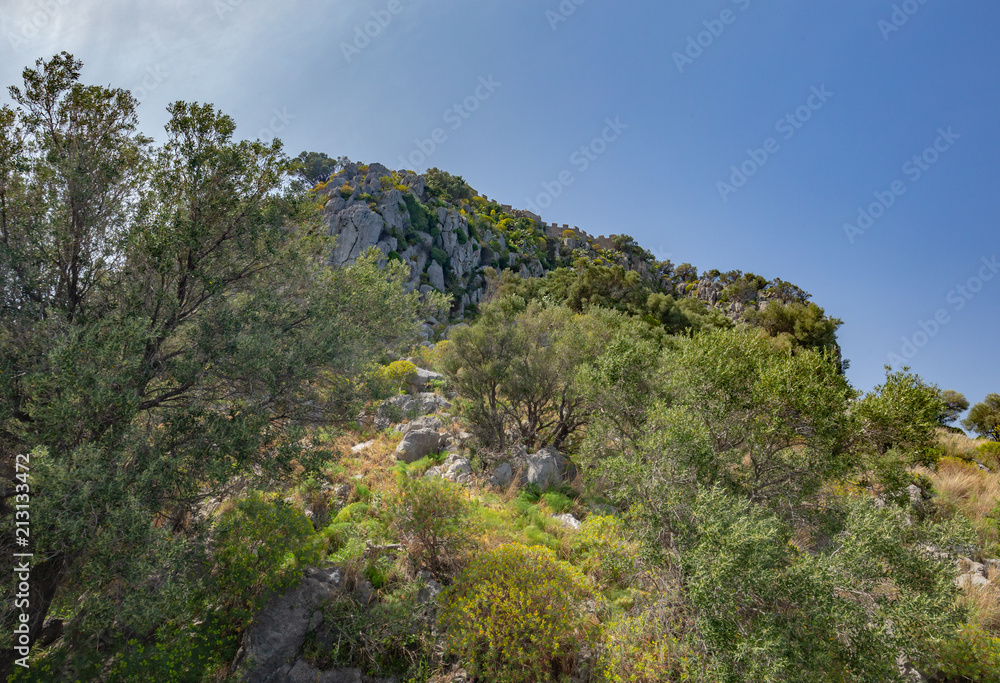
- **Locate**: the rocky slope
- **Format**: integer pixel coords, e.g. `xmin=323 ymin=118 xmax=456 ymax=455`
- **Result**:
xmin=317 ymin=163 xmax=836 ymax=342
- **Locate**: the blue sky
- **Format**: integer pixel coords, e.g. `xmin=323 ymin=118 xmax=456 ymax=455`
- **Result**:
xmin=1 ymin=0 xmax=997 ymax=416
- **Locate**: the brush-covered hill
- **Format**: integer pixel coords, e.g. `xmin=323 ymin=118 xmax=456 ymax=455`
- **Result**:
xmin=316 ymin=162 xmax=843 ymax=359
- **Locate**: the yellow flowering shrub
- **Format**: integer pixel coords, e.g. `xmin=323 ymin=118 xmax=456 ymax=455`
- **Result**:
xmin=377 ymin=360 xmax=418 ymax=392
xmin=599 ymin=608 xmax=702 ymax=683
xmin=439 ymin=543 xmax=591 ymax=682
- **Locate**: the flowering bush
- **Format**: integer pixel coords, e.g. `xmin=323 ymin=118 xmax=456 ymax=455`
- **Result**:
xmin=439 ymin=543 xmax=591 ymax=682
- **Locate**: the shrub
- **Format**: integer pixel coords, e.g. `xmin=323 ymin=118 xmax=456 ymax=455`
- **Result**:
xmin=387 ymin=250 xmax=402 ymax=262
xmin=339 ymin=182 xmax=354 ymax=198
xmin=305 ymin=585 xmax=433 ymax=678
xmin=211 ymin=492 xmax=321 ymax=617
xmin=922 ymin=626 xmax=1000 ymax=683
xmin=541 ymin=491 xmax=573 ymax=514
xmin=430 ymin=247 xmax=449 ymax=265
xmin=456 ymin=227 xmax=468 ymax=245
xmin=572 ymin=515 xmax=640 ymax=588
xmin=377 ymin=359 xmax=418 ymax=392
xmin=439 ymin=543 xmax=591 ymax=682
xmin=599 ymin=601 xmax=704 ymax=683
xmin=392 ymin=476 xmax=469 ymax=575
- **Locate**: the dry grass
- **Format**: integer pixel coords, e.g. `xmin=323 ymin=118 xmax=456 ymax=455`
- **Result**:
xmin=957 ymin=566 xmax=1000 ymax=635
xmin=937 ymin=428 xmax=982 ymax=460
xmin=917 ymin=457 xmax=1000 ymax=555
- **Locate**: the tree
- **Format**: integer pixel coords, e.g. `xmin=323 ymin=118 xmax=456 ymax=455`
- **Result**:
xmin=963 ymin=393 xmax=1000 ymax=441
xmin=290 ymin=150 xmax=346 ymax=185
xmin=441 ymin=299 xmax=636 ymax=452
xmin=938 ymin=389 xmax=970 ymax=425
xmin=0 ymin=54 xmax=424 ymax=667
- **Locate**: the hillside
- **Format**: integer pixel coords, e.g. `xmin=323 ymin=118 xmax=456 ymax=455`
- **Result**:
xmin=4 ymin=56 xmax=1000 ymax=683
xmin=318 ymin=163 xmax=842 ymax=358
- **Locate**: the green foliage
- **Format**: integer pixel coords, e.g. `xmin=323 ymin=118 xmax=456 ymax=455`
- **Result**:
xmin=424 ymin=167 xmax=474 ymax=202
xmin=541 ymin=491 xmax=573 ymax=513
xmin=402 ymin=191 xmax=437 ymax=234
xmin=442 ymin=300 xmax=641 ymax=450
xmin=211 ymin=492 xmax=321 ymax=616
xmin=938 ymin=389 xmax=970 ymax=425
xmin=684 ymin=488 xmax=960 ymax=683
xmin=391 ymin=476 xmax=469 ymax=575
xmin=339 ymin=182 xmax=355 ymax=198
xmin=964 ymin=393 xmax=1000 ymax=441
xmin=743 ymin=300 xmax=843 ymax=356
xmin=572 ymin=515 xmax=639 ymax=588
xmin=306 ymin=585 xmax=434 ymax=679
xmin=290 ymin=150 xmax=345 ymax=185
xmin=377 ymin=359 xmax=418 ymax=393
xmin=439 ymin=544 xmax=592 ymax=682
xmin=497 ymin=259 xmax=730 ymax=335
xmin=0 ymin=54 xmax=426 ymax=660
xmin=921 ymin=626 xmax=1000 ymax=682
xmin=430 ymin=247 xmax=449 ymax=265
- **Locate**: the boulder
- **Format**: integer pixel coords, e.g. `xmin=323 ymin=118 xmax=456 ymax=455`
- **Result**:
xmin=523 ymin=446 xmax=577 ymax=490
xmin=235 ymin=565 xmax=343 ymax=682
xmin=395 ymin=429 xmax=445 ymax=463
xmin=407 ymin=367 xmax=444 ymax=392
xmin=551 ymin=513 xmax=582 ymax=530
xmin=399 ymin=415 xmax=443 ymax=435
xmin=426 ymin=454 xmax=473 ymax=484
xmin=489 ymin=462 xmax=513 ymax=489
xmin=427 ymin=260 xmax=445 ymax=292
xmin=374 ymin=393 xmax=451 ymax=430
xmin=327 ymin=204 xmax=384 ymax=266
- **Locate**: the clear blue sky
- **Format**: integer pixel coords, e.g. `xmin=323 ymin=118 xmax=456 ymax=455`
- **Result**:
xmin=1 ymin=0 xmax=997 ymax=415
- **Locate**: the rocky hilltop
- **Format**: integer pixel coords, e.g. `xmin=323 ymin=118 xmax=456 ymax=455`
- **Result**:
xmin=317 ymin=162 xmax=840 ymax=353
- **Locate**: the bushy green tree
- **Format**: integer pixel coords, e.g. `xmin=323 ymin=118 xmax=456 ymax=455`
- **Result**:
xmin=964 ymin=393 xmax=1000 ymax=441
xmin=0 ymin=54 xmax=424 ymax=668
xmin=441 ymin=299 xmax=641 ymax=451
xmin=937 ymin=389 xmax=970 ymax=426
xmin=291 ymin=150 xmax=345 ymax=185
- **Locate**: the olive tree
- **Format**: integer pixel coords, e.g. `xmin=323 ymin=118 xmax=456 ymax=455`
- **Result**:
xmin=0 ymin=54 xmax=424 ymax=665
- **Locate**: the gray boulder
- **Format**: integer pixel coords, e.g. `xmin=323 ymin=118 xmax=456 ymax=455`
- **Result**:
xmin=426 ymin=454 xmax=473 ymax=484
xmin=524 ymin=446 xmax=577 ymax=490
xmin=399 ymin=415 xmax=443 ymax=435
xmin=407 ymin=367 xmax=444 ymax=392
xmin=235 ymin=565 xmax=343 ymax=682
xmin=489 ymin=462 xmax=514 ymax=489
xmin=427 ymin=260 xmax=445 ymax=292
xmin=395 ymin=429 xmax=445 ymax=463
xmin=327 ymin=204 xmax=384 ymax=266
xmin=551 ymin=513 xmax=582 ymax=530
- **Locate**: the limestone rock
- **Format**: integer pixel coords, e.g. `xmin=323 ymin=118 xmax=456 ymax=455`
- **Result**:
xmin=395 ymin=429 xmax=445 ymax=463
xmin=235 ymin=565 xmax=343 ymax=682
xmin=327 ymin=204 xmax=384 ymax=266
xmin=552 ymin=513 xmax=582 ymax=530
